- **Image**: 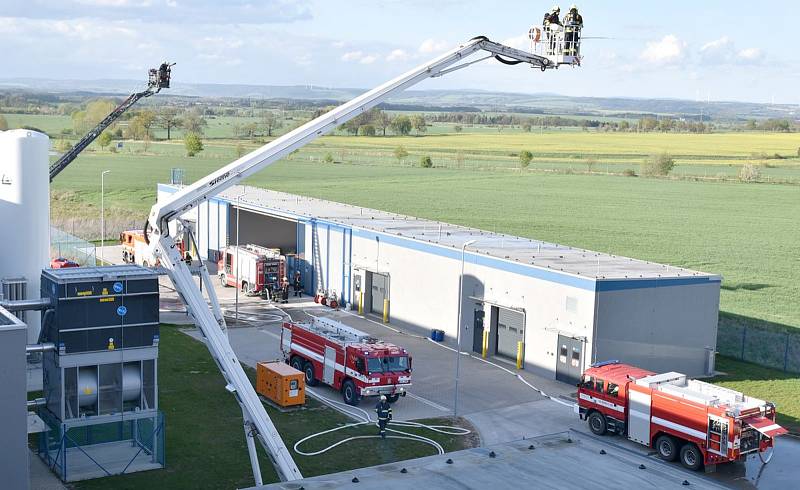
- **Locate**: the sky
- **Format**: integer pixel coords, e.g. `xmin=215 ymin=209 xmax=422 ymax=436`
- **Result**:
xmin=0 ymin=0 xmax=798 ymax=104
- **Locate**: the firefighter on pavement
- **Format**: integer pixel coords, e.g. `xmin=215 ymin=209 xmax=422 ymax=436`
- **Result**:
xmin=564 ymin=4 xmax=584 ymax=56
xmin=280 ymin=276 xmax=290 ymax=304
xmin=375 ymin=395 xmax=392 ymax=438
xmin=293 ymin=270 xmax=302 ymax=297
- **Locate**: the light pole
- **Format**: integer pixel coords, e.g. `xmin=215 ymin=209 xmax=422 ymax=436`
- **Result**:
xmin=100 ymin=170 xmax=110 ymax=264
xmin=453 ymin=239 xmax=476 ymax=419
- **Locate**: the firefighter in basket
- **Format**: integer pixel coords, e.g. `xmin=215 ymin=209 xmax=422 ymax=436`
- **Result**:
xmin=375 ymin=395 xmax=393 ymax=438
xmin=543 ymin=6 xmax=562 ymax=55
xmin=564 ymin=4 xmax=583 ymax=56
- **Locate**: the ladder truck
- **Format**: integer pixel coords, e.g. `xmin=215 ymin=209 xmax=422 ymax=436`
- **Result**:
xmin=48 ymin=62 xmax=174 ymax=181
xmin=282 ymin=317 xmax=412 ymax=406
xmin=143 ymin=34 xmax=580 ymax=484
xmin=577 ymin=361 xmax=787 ymax=471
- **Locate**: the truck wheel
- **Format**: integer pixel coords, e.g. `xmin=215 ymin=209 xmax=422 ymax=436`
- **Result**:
xmin=303 ymin=361 xmax=318 ymax=386
xmin=241 ymin=281 xmax=249 ymax=293
xmin=679 ymin=443 xmax=703 ymax=471
xmin=290 ymin=357 xmax=304 ymax=372
xmin=656 ymin=435 xmax=679 ymax=462
xmin=342 ymin=380 xmax=361 ymax=406
xmin=219 ymin=275 xmax=227 ymax=287
xmin=386 ymin=394 xmax=400 ymax=403
xmin=588 ymin=411 xmax=607 ymax=436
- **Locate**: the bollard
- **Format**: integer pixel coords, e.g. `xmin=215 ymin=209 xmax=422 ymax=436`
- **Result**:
xmin=516 ymin=341 xmax=524 ymax=369
xmin=482 ymin=329 xmax=489 ymax=358
xmin=383 ymin=298 xmax=389 ymax=323
xmin=358 ymin=291 xmax=364 ymax=315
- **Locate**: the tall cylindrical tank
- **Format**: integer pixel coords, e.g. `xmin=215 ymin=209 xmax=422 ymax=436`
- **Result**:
xmin=0 ymin=129 xmax=50 ymax=343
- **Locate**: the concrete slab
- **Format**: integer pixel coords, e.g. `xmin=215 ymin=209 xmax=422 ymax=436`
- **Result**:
xmin=253 ymin=431 xmax=728 ymax=490
xmin=29 ymin=450 xmax=67 ymax=490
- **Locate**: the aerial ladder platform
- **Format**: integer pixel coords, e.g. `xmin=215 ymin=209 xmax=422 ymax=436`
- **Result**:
xmin=48 ymin=63 xmax=174 ymax=181
xmin=145 ymin=34 xmax=581 ymax=484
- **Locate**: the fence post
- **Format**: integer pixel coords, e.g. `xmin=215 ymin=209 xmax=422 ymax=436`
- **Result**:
xmin=785 ymin=332 xmax=791 ymax=372
xmin=741 ymin=325 xmax=747 ymax=360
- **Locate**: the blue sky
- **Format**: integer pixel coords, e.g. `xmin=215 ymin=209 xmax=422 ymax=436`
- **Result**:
xmin=0 ymin=0 xmax=797 ymax=103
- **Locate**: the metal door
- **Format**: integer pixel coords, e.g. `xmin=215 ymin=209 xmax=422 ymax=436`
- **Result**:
xmin=472 ymin=309 xmax=485 ymax=354
xmin=555 ymin=335 xmax=583 ymax=384
xmin=370 ymin=273 xmax=388 ymax=314
xmin=323 ymin=346 xmax=336 ymax=385
xmin=495 ymin=308 xmax=524 ymax=360
xmin=628 ymin=389 xmax=652 ymax=445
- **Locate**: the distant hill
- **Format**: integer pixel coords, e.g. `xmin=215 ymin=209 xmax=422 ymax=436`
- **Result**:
xmin=1 ymin=77 xmax=797 ymax=121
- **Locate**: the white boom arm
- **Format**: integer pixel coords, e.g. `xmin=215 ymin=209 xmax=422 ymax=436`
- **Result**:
xmin=147 ymin=36 xmax=563 ymax=483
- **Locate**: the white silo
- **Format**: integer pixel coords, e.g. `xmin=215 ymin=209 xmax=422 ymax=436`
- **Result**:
xmin=0 ymin=129 xmax=50 ymax=343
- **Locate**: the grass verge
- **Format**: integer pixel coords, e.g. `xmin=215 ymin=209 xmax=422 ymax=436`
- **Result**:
xmin=73 ymin=324 xmax=475 ymax=489
xmin=712 ymin=356 xmax=800 ymax=433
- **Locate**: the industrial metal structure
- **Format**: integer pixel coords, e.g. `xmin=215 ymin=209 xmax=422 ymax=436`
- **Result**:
xmin=159 ymin=185 xmax=722 ymax=381
xmin=36 ymin=265 xmax=163 ymax=482
xmin=144 ymin=36 xmax=578 ymax=483
xmin=48 ymin=63 xmax=173 ymax=182
xmin=0 ymin=129 xmax=51 ymax=343
xmin=577 ymin=361 xmax=787 ymax=471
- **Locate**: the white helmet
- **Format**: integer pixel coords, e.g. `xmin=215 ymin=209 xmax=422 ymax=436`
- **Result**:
xmin=380 ymin=395 xmax=387 ymax=402
xmin=570 ymin=4 xmax=578 ymax=10
xmin=552 ymin=5 xmax=560 ymax=12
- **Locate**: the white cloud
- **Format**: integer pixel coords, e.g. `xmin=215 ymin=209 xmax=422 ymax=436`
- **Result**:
xmin=386 ymin=48 xmax=409 ymax=62
xmin=341 ymin=51 xmax=363 ymax=62
xmin=700 ymin=36 xmax=731 ymax=52
xmin=640 ymin=35 xmax=685 ymax=64
xmin=359 ymin=55 xmax=377 ymax=64
xmin=418 ymin=38 xmax=449 ymax=54
xmin=737 ymin=48 xmax=762 ymax=60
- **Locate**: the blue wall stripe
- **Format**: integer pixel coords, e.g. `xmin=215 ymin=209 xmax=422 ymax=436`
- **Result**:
xmin=596 ymin=277 xmax=721 ymax=292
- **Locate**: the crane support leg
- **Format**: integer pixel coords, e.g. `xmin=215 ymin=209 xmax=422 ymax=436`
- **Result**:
xmin=153 ymin=234 xmax=302 ymax=481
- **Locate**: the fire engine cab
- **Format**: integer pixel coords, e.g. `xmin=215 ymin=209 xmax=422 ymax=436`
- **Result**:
xmin=121 ymin=229 xmax=186 ymax=267
xmin=218 ymin=244 xmax=285 ymax=298
xmin=281 ymin=317 xmax=412 ymax=406
xmin=577 ymin=361 xmax=787 ymax=471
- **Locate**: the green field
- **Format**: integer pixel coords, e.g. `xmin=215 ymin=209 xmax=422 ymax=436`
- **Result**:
xmin=74 ymin=325 xmax=475 ymax=490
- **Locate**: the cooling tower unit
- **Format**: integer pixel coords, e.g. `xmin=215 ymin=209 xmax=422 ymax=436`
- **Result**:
xmin=37 ymin=265 xmax=164 ymax=482
xmin=0 ymin=129 xmax=50 ymax=343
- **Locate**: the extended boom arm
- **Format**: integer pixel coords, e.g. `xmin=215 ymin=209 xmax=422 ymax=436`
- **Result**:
xmin=148 ymin=36 xmax=566 ymax=483
xmin=49 ymin=63 xmax=173 ymax=181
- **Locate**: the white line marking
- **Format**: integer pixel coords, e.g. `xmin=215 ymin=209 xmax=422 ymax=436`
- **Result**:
xmin=407 ymin=393 xmax=450 ymax=412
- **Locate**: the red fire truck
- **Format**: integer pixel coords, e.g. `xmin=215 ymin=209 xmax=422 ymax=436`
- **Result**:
xmin=121 ymin=229 xmax=187 ymax=267
xmin=577 ymin=361 xmax=787 ymax=471
xmin=280 ymin=317 xmax=412 ymax=406
xmin=218 ymin=244 xmax=285 ymax=298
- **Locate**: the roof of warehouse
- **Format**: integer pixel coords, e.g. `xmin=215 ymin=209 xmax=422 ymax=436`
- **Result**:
xmin=181 ymin=184 xmax=720 ymax=282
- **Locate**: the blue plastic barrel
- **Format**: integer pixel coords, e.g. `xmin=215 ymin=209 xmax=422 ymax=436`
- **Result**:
xmin=435 ymin=330 xmax=445 ymax=342
xmin=430 ymin=329 xmax=439 ymax=340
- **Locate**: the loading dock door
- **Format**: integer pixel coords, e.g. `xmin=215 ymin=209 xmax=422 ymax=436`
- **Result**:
xmin=472 ymin=308 xmax=485 ymax=354
xmin=555 ymin=335 xmax=583 ymax=384
xmin=495 ymin=307 xmax=524 ymax=360
xmin=369 ymin=272 xmax=388 ymax=315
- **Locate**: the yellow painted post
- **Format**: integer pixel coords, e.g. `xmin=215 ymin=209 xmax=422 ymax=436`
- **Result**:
xmin=383 ymin=298 xmax=389 ymax=323
xmin=482 ymin=330 xmax=489 ymax=358
xmin=516 ymin=341 xmax=524 ymax=369
xmin=358 ymin=291 xmax=364 ymax=315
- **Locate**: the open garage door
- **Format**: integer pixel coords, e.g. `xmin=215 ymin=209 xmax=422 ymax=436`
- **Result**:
xmin=494 ymin=307 xmax=524 ymax=362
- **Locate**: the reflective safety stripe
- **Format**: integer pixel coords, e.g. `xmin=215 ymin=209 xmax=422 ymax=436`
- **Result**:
xmin=651 ymin=416 xmax=707 ymax=440
xmin=579 ymin=392 xmax=625 ymax=413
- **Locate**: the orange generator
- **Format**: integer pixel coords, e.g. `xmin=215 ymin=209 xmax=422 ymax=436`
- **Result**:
xmin=256 ymin=361 xmax=305 ymax=407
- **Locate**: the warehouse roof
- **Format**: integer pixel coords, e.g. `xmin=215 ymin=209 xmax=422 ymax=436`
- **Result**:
xmin=161 ymin=183 xmax=720 ymax=284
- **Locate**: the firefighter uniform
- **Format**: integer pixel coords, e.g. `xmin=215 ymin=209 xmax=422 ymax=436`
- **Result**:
xmin=375 ymin=398 xmax=392 ymax=438
xmin=293 ymin=271 xmax=302 ymax=297
xmin=543 ymin=6 xmax=562 ymax=56
xmin=281 ymin=277 xmax=290 ymax=304
xmin=564 ymin=5 xmax=583 ymax=56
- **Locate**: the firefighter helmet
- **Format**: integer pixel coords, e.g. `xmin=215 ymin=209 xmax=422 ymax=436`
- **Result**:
xmin=380 ymin=395 xmax=387 ymax=402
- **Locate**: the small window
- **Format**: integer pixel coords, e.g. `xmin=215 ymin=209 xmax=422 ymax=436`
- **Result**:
xmin=581 ymin=375 xmax=593 ymax=389
xmin=355 ymin=357 xmax=366 ymax=374
xmin=607 ymin=382 xmax=619 ymax=397
xmin=594 ymin=378 xmax=604 ymax=392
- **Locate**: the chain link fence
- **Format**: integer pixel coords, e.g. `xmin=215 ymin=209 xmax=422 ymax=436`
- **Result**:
xmin=717 ymin=313 xmax=800 ymax=373
xmin=50 ymin=226 xmax=96 ymax=266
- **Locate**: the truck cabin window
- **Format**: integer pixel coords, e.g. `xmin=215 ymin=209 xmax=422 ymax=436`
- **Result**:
xmin=606 ymin=382 xmax=619 ymax=397
xmin=581 ymin=375 xmax=593 ymax=389
xmin=355 ymin=357 xmax=366 ymax=374
xmin=366 ymin=356 xmax=409 ymax=373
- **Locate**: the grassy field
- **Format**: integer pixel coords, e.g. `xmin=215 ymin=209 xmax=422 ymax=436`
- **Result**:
xmin=74 ymin=325 xmax=475 ymax=490
xmin=713 ymin=356 xmax=800 ymax=433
